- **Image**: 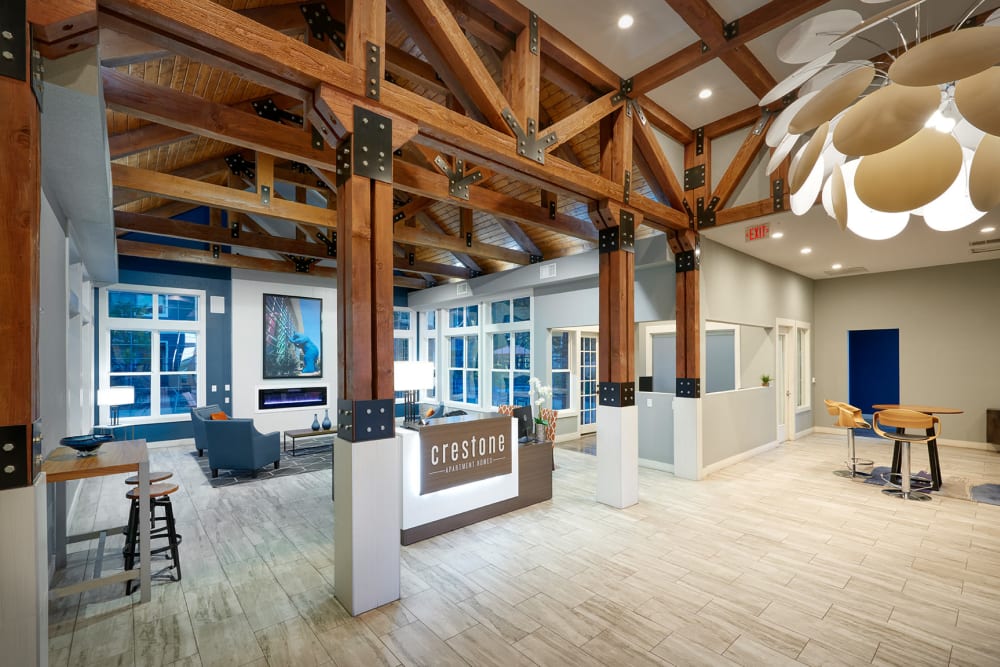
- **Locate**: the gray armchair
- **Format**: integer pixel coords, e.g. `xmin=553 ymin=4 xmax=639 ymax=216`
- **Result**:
xmin=190 ymin=404 xmax=221 ymax=457
xmin=202 ymin=418 xmax=281 ymax=478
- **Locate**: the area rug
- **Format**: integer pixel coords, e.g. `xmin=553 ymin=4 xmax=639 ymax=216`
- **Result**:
xmin=970 ymin=484 xmax=1000 ymax=506
xmin=195 ymin=436 xmax=334 ymax=487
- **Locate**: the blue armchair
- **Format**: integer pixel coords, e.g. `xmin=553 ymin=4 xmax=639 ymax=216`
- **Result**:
xmin=190 ymin=404 xmax=221 ymax=457
xmin=202 ymin=418 xmax=281 ymax=478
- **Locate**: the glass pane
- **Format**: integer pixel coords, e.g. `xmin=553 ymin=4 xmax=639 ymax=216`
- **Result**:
xmin=466 ymin=305 xmax=479 ymax=327
xmin=108 ymin=291 xmax=153 ymax=319
xmin=466 ymin=335 xmax=478 ymax=368
xmin=112 ymin=375 xmax=150 ymax=418
xmin=160 ymin=374 xmax=197 ymax=415
xmin=110 ymin=330 xmax=152 ymax=372
xmin=393 ymin=310 xmax=411 ymax=330
xmin=427 ymin=341 xmax=436 ymax=398
xmin=492 ymin=371 xmax=510 ymax=407
xmin=513 ymin=373 xmax=530 ymax=406
xmin=552 ymin=371 xmax=570 ymax=409
xmin=394 ymin=338 xmax=410 ymax=361
xmin=157 ymin=294 xmax=198 ymax=321
xmin=797 ymin=329 xmax=805 ymax=406
xmin=513 ymin=297 xmax=531 ymax=322
xmin=491 ymin=300 xmax=511 ymax=324
xmin=514 ymin=331 xmax=531 ymax=370
xmin=492 ymin=333 xmax=510 ymax=370
xmin=551 ymin=332 xmax=570 ymax=370
xmin=449 ymin=307 xmax=463 ymax=328
xmin=159 ymin=332 xmax=197 ymax=372
xmin=450 ymin=337 xmax=464 ymax=368
xmin=466 ymin=371 xmax=479 ymax=403
xmin=449 ymin=370 xmax=463 ymax=401
xmin=426 ymin=310 xmax=436 ymax=331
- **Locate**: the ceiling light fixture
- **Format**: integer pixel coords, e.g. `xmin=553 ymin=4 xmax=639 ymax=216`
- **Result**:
xmin=698 ymin=88 xmax=712 ymax=99
xmin=801 ymin=247 xmax=812 ymax=255
xmin=764 ymin=6 xmax=1000 ymax=241
xmin=982 ymin=226 xmax=997 ymax=233
xmin=617 ymin=14 xmax=634 ymax=29
xmin=772 ymin=231 xmax=784 ymax=239
xmin=832 ymin=263 xmax=843 ymax=270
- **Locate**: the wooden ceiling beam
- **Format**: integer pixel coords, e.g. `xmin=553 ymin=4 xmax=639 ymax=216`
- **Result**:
xmin=396 ymin=221 xmax=530 ymax=265
xmin=711 ymin=117 xmax=772 ymax=212
xmin=714 ymin=198 xmax=780 ymax=227
xmin=346 ymin=0 xmax=386 ymax=67
xmin=112 ymin=164 xmax=337 ymax=227
xmin=108 ymin=123 xmax=190 ymax=160
xmin=415 ymin=211 xmax=483 ymax=272
xmin=495 ymin=217 xmax=541 ymax=256
xmin=636 ymin=96 xmax=694 ymax=145
xmin=102 ymin=68 xmax=338 ymax=172
xmin=113 ymin=157 xmax=229 ymax=207
xmin=634 ymin=0 xmax=828 ymax=95
xmin=703 ymin=104 xmax=762 ymax=139
xmin=542 ymin=91 xmax=624 ymax=153
xmin=502 ymin=22 xmax=540 ymax=131
xmin=394 ymin=196 xmax=436 ymax=222
xmin=632 ymin=112 xmax=684 ymax=210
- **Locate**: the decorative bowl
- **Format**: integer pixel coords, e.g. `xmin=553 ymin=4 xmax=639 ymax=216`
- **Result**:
xmin=60 ymin=433 xmax=114 ymax=457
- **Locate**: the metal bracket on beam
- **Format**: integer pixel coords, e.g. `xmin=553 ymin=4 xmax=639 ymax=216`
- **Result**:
xmin=630 ymin=100 xmax=647 ymax=126
xmin=503 ymin=109 xmax=556 ymax=164
xmin=337 ymin=398 xmax=394 ymax=442
xmin=697 ymin=196 xmax=720 ymax=229
xmin=529 ymin=254 xmax=543 ymax=264
xmin=623 ymin=170 xmax=631 ymax=205
xmin=225 ymin=154 xmax=255 ymax=181
xmin=684 ymin=164 xmax=705 ymax=190
xmin=465 ymin=231 xmax=473 ymax=248
xmin=230 ymin=221 xmax=240 ymax=238
xmin=392 ymin=210 xmax=405 ymax=223
xmin=723 ymin=19 xmax=739 ymax=40
xmin=695 ymin=127 xmax=705 ymax=156
xmin=611 ymin=77 xmax=634 ymax=104
xmin=0 ymin=2 xmax=26 ymax=82
xmin=599 ymin=382 xmax=635 ymax=407
xmin=407 ymin=251 xmax=415 ymax=266
xmin=676 ymin=378 xmax=701 ymax=398
xmin=212 ymin=245 xmax=220 ymax=259
xmin=352 ymin=106 xmax=392 ymax=182
xmin=701 ymin=40 xmax=709 ymax=53
xmin=469 ymin=269 xmax=483 ymax=278
xmin=528 ymin=11 xmax=539 ymax=55
xmin=315 ymin=230 xmax=336 ymax=257
xmin=30 ymin=33 xmax=42 ymax=110
xmin=0 ymin=424 xmax=29 ymax=490
xmin=681 ymin=198 xmax=694 ymax=224
xmin=250 ymin=98 xmax=303 ymax=126
xmin=300 ymin=3 xmax=346 ymax=51
xmin=311 ymin=126 xmax=325 ymax=150
xmin=772 ymin=178 xmax=785 ymax=212
xmin=548 ymin=200 xmax=556 ymax=220
xmin=260 ymin=185 xmax=271 ymax=205
xmin=598 ymin=211 xmax=634 ymax=253
xmin=288 ymin=255 xmax=318 ymax=273
xmin=675 ymin=248 xmax=699 ymax=272
xmin=433 ymin=156 xmax=484 ymax=200
xmin=364 ymin=41 xmax=381 ymax=100
xmin=335 ymin=134 xmax=352 ymax=186
xmin=752 ymin=109 xmax=771 ymax=136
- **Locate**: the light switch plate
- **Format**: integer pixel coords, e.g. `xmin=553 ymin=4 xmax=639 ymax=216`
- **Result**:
xmin=646 ymin=398 xmax=653 ymax=408
xmin=211 ymin=385 xmax=217 ymax=392
xmin=225 ymin=384 xmax=231 ymax=391
xmin=224 ymin=397 xmax=230 ymax=404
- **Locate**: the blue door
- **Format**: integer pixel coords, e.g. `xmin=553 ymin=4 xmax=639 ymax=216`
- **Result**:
xmin=848 ymin=329 xmax=899 ymax=421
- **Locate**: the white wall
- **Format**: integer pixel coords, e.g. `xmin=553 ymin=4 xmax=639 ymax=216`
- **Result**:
xmin=230 ymin=269 xmax=338 ymax=435
xmin=40 ymin=193 xmax=69 ymax=451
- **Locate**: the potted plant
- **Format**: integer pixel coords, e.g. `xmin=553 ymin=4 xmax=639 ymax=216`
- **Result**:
xmin=529 ymin=377 xmax=552 ymax=439
xmin=760 ymin=374 xmax=772 ymax=387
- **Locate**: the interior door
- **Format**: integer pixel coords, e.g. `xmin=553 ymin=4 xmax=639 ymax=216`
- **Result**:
xmin=848 ymin=328 xmax=900 ymax=422
xmin=777 ymin=326 xmax=793 ymax=442
xmin=579 ymin=334 xmax=598 ymax=434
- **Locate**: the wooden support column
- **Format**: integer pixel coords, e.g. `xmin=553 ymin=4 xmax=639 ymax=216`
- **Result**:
xmin=668 ymin=228 xmax=702 ymax=480
xmin=0 ymin=3 xmax=46 ymax=664
xmin=502 ymin=13 xmax=540 ymax=131
xmin=333 ymin=105 xmax=400 ymax=617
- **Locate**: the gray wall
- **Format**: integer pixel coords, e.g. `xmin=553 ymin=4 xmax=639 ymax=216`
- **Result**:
xmin=703 ymin=387 xmax=776 ymax=466
xmin=740 ymin=325 xmax=773 ymax=389
xmin=638 ymin=391 xmax=674 ymax=465
xmin=813 ymin=259 xmax=1000 ymax=443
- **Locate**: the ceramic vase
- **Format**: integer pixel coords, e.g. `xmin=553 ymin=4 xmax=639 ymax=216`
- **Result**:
xmin=321 ymin=408 xmax=332 ymax=430
xmin=311 ymin=414 xmax=321 ymax=431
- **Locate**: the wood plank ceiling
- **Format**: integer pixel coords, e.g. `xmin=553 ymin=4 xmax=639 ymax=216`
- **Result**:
xmin=99 ymin=0 xmax=836 ymax=287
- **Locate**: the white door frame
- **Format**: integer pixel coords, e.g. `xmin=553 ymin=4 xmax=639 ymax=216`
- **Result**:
xmin=776 ymin=319 xmax=795 ymax=442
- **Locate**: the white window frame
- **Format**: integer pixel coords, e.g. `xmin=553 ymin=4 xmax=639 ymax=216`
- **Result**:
xmin=418 ymin=309 xmax=440 ymax=403
xmin=549 ymin=329 xmax=574 ymax=414
xmin=99 ymin=285 xmax=206 ymax=424
xmin=795 ymin=322 xmax=811 ymax=411
xmin=485 ymin=295 xmax=532 ymax=409
xmin=393 ymin=307 xmax=417 ymax=404
xmin=443 ymin=303 xmax=483 ymax=408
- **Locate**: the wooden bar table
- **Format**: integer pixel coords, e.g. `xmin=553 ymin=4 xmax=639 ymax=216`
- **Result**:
xmin=871 ymin=404 xmax=963 ymax=491
xmin=42 ymin=439 xmax=152 ymax=603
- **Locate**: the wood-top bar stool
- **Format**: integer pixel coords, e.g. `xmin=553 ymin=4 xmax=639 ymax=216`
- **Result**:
xmin=825 ymin=400 xmax=873 ymax=478
xmin=872 ymin=409 xmax=940 ymax=502
xmin=123 ymin=481 xmax=182 ymax=593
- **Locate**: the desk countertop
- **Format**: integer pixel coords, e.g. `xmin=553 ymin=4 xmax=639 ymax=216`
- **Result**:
xmin=42 ymin=440 xmax=148 ymax=483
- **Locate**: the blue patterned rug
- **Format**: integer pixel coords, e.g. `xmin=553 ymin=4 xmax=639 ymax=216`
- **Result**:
xmin=970 ymin=484 xmax=1000 ymax=506
xmin=864 ymin=466 xmax=933 ymax=488
xmin=194 ymin=436 xmax=333 ymax=487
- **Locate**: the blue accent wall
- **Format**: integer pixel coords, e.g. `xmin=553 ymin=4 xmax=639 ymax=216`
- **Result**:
xmin=848 ymin=328 xmax=899 ymax=416
xmin=95 ymin=256 xmax=232 ymax=442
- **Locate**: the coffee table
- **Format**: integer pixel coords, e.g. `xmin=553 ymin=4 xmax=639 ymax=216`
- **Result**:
xmin=283 ymin=427 xmax=337 ymax=456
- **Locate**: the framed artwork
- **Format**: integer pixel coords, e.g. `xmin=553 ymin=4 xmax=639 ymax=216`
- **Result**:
xmin=263 ymin=294 xmax=323 ymax=378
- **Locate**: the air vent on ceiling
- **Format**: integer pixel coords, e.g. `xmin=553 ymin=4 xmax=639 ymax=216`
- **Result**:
xmin=823 ymin=266 xmax=869 ymax=277
xmin=540 ymin=263 xmax=557 ymax=280
xmin=969 ymin=238 xmax=1000 ymax=254
xmin=456 ymin=282 xmax=471 ymax=297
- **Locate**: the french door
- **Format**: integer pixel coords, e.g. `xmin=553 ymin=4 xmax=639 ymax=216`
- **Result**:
xmin=579 ymin=334 xmax=598 ymax=434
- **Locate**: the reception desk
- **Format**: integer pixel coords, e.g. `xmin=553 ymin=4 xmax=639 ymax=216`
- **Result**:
xmin=399 ymin=414 xmax=552 ymax=545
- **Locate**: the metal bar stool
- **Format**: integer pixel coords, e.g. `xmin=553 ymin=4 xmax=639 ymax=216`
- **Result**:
xmin=872 ymin=409 xmax=940 ymax=502
xmin=123 ymin=480 xmax=182 ymax=593
xmin=825 ymin=400 xmax=873 ymax=478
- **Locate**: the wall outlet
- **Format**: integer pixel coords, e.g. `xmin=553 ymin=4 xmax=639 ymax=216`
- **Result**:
xmin=211 ymin=385 xmax=217 ymax=392
xmin=224 ymin=384 xmax=230 ymax=391
xmin=646 ymin=398 xmax=653 ymax=408
xmin=224 ymin=397 xmax=230 ymax=404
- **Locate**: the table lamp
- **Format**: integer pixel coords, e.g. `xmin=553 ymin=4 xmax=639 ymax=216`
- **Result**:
xmin=394 ymin=361 xmax=434 ymax=426
xmin=98 ymin=385 xmax=135 ymax=426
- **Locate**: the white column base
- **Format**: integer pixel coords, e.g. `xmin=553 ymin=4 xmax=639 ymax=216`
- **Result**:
xmin=334 ymin=436 xmax=401 ymax=616
xmin=596 ymin=404 xmax=638 ymax=508
xmin=673 ymin=397 xmax=703 ymax=480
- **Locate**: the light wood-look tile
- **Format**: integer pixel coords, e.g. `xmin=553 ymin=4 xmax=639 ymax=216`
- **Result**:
xmin=254 ymin=616 xmax=331 ymax=666
xmin=380 ymin=620 xmax=467 ymax=667
xmin=446 ymin=623 xmax=536 ymax=666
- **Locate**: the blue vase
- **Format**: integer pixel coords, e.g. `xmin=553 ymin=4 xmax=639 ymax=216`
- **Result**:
xmin=321 ymin=409 xmax=332 ymax=430
xmin=311 ymin=414 xmax=321 ymax=431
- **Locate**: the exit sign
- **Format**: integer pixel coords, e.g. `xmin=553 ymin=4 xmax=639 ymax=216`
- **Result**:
xmin=745 ymin=223 xmax=770 ymax=242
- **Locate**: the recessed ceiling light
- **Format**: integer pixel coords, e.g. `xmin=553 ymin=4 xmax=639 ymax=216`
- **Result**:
xmin=698 ymin=88 xmax=712 ymax=100
xmin=831 ymin=263 xmax=842 ymax=270
xmin=982 ymin=226 xmax=996 ymax=233
xmin=800 ymin=247 xmax=812 ymax=255
xmin=617 ymin=14 xmax=634 ymax=29
xmin=772 ymin=231 xmax=784 ymax=239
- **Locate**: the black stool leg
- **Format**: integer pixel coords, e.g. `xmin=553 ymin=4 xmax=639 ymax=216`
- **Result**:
xmin=123 ymin=498 xmax=139 ymax=595
xmin=927 ymin=432 xmax=942 ymax=491
xmin=162 ymin=498 xmax=182 ymax=581
xmin=890 ymin=427 xmax=903 ymax=476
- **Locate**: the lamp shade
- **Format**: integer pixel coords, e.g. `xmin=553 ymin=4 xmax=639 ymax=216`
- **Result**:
xmin=97 ymin=385 xmax=135 ymax=407
xmin=393 ymin=361 xmax=434 ymax=392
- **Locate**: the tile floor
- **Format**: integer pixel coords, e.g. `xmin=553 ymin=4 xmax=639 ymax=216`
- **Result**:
xmin=49 ymin=432 xmax=1000 ymax=666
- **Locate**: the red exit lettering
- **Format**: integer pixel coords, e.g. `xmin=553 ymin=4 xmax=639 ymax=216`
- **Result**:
xmin=745 ymin=224 xmax=769 ymax=242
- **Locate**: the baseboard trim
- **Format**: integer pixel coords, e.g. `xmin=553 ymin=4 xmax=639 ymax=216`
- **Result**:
xmin=701 ymin=440 xmax=780 ymax=476
xmin=146 ymin=438 xmax=192 ymax=450
xmin=812 ymin=426 xmax=842 ymax=436
xmin=794 ymin=426 xmax=814 ymax=440
xmin=638 ymin=458 xmax=674 ymax=473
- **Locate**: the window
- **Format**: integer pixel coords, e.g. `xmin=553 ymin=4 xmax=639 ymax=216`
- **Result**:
xmin=486 ymin=297 xmax=531 ymax=408
xmin=490 ymin=297 xmax=530 ymax=325
xmin=394 ymin=308 xmax=416 ymax=402
xmin=419 ymin=310 xmax=438 ymax=400
xmin=101 ymin=286 xmax=205 ymax=421
xmin=551 ymin=331 xmax=571 ymax=410
xmin=580 ymin=334 xmax=598 ymax=427
xmin=796 ymin=325 xmax=811 ymax=409
xmin=448 ymin=334 xmax=479 ymax=404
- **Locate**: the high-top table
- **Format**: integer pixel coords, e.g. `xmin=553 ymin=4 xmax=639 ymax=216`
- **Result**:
xmin=871 ymin=404 xmax=963 ymax=491
xmin=42 ymin=439 xmax=151 ymax=602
